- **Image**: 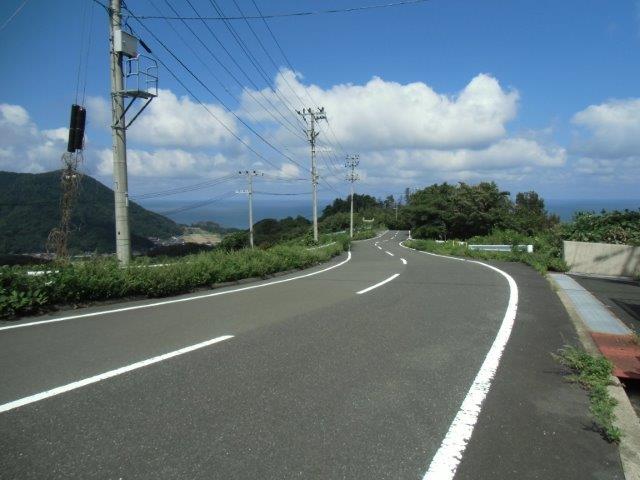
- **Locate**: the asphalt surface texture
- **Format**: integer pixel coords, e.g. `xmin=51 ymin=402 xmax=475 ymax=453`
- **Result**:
xmin=0 ymin=231 xmax=624 ymax=479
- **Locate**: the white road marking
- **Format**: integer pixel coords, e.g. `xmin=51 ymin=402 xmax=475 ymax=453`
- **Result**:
xmin=356 ymin=273 xmax=400 ymax=294
xmin=0 ymin=252 xmax=353 ymax=332
xmin=399 ymin=241 xmax=519 ymax=480
xmin=0 ymin=335 xmax=233 ymax=414
xmin=400 ymin=258 xmax=407 ymax=265
xmin=385 ymin=251 xmax=394 ymax=257
xmin=377 ymin=246 xmax=383 ymax=250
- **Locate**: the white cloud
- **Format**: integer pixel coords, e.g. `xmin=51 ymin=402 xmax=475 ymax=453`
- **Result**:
xmin=96 ymin=148 xmax=231 ymax=178
xmin=0 ymin=103 xmax=67 ymax=173
xmin=88 ymin=89 xmax=240 ymax=149
xmin=241 ymin=70 xmax=519 ymax=151
xmin=358 ymin=137 xmax=566 ymax=188
xmin=572 ymin=98 xmax=640 ymax=159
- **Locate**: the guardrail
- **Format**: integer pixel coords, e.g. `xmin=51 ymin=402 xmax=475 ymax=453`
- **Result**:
xmin=468 ymin=244 xmax=534 ymax=253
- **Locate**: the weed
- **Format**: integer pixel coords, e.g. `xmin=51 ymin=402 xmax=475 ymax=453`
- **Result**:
xmin=553 ymin=346 xmax=621 ymax=442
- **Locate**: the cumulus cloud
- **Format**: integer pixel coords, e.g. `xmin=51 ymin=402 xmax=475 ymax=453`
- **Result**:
xmin=0 ymin=103 xmax=68 ymax=173
xmin=88 ymin=89 xmax=239 ymax=149
xmin=358 ymin=137 xmax=566 ymax=187
xmin=572 ymin=98 xmax=640 ymax=159
xmin=241 ymin=70 xmax=519 ymax=151
xmin=96 ymin=148 xmax=231 ymax=178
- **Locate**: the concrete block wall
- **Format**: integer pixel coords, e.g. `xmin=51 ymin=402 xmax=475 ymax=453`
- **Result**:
xmin=563 ymin=240 xmax=640 ymax=277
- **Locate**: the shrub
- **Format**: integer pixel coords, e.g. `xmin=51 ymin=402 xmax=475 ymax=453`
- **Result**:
xmin=0 ymin=241 xmax=347 ymax=319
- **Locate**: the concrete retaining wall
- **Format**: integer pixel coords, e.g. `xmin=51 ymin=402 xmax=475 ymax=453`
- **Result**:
xmin=563 ymin=240 xmax=640 ymax=277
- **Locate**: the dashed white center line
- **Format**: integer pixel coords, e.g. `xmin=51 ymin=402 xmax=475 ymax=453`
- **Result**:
xmin=377 ymin=246 xmax=383 ymax=250
xmin=401 ymin=258 xmax=407 ymax=265
xmin=356 ymin=273 xmax=400 ymax=294
xmin=385 ymin=251 xmax=394 ymax=257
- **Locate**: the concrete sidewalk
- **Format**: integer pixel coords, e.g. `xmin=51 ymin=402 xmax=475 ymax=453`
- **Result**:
xmin=549 ymin=273 xmax=640 ymax=480
xmin=549 ymin=273 xmax=640 ymax=380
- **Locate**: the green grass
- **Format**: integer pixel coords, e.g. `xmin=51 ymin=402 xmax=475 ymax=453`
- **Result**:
xmin=0 ymin=241 xmax=348 ymax=319
xmin=404 ymin=238 xmax=567 ymax=274
xmin=553 ymin=346 xmax=621 ymax=443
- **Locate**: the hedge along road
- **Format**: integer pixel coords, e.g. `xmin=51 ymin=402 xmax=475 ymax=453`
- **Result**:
xmin=0 ymin=232 xmax=623 ymax=479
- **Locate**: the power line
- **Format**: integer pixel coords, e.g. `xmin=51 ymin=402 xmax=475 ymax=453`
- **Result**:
xmin=158 ymin=191 xmax=238 ymax=215
xmin=205 ymin=0 xmax=306 ymax=134
xmin=0 ymin=0 xmax=29 ymax=33
xmin=125 ymin=12 xmax=309 ymax=174
xmin=146 ymin=0 xmax=305 ymax=142
xmin=131 ymin=174 xmax=238 ymax=199
xmin=249 ymin=0 xmax=348 ymax=175
xmin=129 ymin=0 xmax=430 ymax=21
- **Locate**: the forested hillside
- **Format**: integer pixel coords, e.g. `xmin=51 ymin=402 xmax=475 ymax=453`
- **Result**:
xmin=0 ymin=171 xmax=182 ymax=254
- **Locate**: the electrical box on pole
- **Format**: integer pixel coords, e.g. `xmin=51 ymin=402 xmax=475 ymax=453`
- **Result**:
xmin=114 ymin=29 xmax=138 ymax=58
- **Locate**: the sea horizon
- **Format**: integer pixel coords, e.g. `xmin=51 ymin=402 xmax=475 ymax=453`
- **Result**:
xmin=138 ymin=197 xmax=640 ymax=229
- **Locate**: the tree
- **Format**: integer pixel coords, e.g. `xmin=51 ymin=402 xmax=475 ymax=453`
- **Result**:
xmin=514 ymin=191 xmax=558 ymax=235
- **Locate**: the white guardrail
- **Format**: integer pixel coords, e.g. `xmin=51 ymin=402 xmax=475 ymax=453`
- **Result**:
xmin=468 ymin=244 xmax=534 ymax=253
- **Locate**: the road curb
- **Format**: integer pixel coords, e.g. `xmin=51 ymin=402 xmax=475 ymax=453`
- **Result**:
xmin=547 ymin=274 xmax=640 ymax=480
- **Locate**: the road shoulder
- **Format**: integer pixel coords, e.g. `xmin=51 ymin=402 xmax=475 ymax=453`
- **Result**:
xmin=455 ymin=261 xmax=625 ymax=479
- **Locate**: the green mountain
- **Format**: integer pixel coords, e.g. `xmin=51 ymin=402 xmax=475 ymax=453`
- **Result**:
xmin=0 ymin=170 xmax=182 ymax=254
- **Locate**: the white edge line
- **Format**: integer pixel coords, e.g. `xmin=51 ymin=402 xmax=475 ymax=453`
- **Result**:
xmin=0 ymin=251 xmax=353 ymax=332
xmin=399 ymin=241 xmax=519 ymax=480
xmin=0 ymin=335 xmax=234 ymax=414
xmin=385 ymin=251 xmax=394 ymax=257
xmin=400 ymin=258 xmax=407 ymax=265
xmin=356 ymin=273 xmax=400 ymax=295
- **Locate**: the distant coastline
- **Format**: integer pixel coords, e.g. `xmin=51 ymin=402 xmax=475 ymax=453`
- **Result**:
xmin=545 ymin=199 xmax=640 ymax=221
xmin=140 ymin=197 xmax=640 ymax=229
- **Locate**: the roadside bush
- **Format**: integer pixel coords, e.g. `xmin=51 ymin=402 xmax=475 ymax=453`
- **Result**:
xmin=404 ymin=237 xmax=568 ymax=274
xmin=0 ymin=241 xmax=347 ymax=319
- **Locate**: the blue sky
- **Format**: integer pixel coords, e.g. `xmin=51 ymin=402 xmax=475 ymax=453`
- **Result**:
xmin=1 ymin=0 xmax=640 ymax=208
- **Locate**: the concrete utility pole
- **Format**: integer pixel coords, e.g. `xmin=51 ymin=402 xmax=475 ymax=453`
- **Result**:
xmin=238 ymin=170 xmax=262 ymax=249
xmin=109 ymin=0 xmax=130 ymax=265
xmin=345 ymin=154 xmax=360 ymax=238
xmin=297 ymin=107 xmax=327 ymax=242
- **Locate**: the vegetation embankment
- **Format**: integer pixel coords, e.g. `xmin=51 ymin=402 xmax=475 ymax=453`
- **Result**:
xmin=553 ymin=346 xmax=621 ymax=443
xmin=0 ymin=238 xmax=349 ymax=320
xmin=398 ymin=181 xmax=639 ymax=274
xmin=0 ymin=170 xmax=182 ymax=254
xmin=405 ymin=231 xmax=567 ymax=274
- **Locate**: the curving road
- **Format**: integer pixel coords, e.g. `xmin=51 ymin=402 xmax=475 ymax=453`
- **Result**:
xmin=0 ymin=231 xmax=624 ymax=479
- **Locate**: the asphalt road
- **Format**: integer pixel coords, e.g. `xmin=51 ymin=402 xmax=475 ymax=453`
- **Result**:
xmin=0 ymin=231 xmax=624 ymax=479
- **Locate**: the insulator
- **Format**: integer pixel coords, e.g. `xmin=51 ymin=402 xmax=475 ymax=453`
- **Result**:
xmin=73 ymin=106 xmax=86 ymax=151
xmin=67 ymin=104 xmax=80 ymax=153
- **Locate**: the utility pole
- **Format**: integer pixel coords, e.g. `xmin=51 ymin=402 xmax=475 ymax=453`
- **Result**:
xmin=108 ymin=0 xmax=157 ymax=264
xmin=395 ymin=199 xmax=398 ymax=221
xmin=238 ymin=170 xmax=262 ymax=249
xmin=297 ymin=107 xmax=327 ymax=242
xmin=345 ymin=154 xmax=360 ymax=238
xmin=109 ymin=0 xmax=130 ymax=265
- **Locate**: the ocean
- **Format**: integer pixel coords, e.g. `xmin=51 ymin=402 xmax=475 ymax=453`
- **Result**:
xmin=138 ymin=198 xmax=640 ymax=228
xmin=140 ymin=197 xmax=330 ymax=228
